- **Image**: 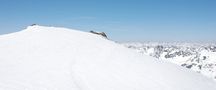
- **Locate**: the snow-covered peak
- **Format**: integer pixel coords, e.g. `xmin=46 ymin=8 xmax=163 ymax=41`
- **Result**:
xmin=24 ymin=25 xmax=80 ymax=33
xmin=24 ymin=25 xmax=48 ymax=31
xmin=0 ymin=26 xmax=216 ymax=90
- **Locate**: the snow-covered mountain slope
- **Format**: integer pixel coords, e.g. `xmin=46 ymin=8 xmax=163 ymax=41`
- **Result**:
xmin=122 ymin=42 xmax=216 ymax=80
xmin=0 ymin=26 xmax=216 ymax=90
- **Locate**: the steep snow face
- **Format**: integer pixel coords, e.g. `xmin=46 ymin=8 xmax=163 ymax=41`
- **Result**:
xmin=122 ymin=42 xmax=216 ymax=80
xmin=0 ymin=26 xmax=216 ymax=90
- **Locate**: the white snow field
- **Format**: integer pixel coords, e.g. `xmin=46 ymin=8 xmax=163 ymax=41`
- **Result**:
xmin=0 ymin=25 xmax=216 ymax=90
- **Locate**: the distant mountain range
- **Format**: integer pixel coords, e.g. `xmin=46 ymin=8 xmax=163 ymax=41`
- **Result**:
xmin=122 ymin=42 xmax=216 ymax=80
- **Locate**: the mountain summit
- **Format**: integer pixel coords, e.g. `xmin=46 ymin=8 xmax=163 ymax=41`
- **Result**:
xmin=0 ymin=25 xmax=216 ymax=90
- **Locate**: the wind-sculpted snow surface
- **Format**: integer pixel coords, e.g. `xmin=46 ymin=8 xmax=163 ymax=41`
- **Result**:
xmin=123 ymin=42 xmax=216 ymax=80
xmin=0 ymin=26 xmax=216 ymax=90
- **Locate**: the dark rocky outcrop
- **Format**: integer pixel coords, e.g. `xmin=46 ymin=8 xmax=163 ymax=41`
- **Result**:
xmin=90 ymin=31 xmax=108 ymax=38
xmin=31 ymin=24 xmax=37 ymax=26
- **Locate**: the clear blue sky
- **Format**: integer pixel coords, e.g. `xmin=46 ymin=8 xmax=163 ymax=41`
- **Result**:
xmin=0 ymin=0 xmax=215 ymax=42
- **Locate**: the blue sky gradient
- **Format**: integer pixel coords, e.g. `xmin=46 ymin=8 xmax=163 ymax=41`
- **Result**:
xmin=0 ymin=0 xmax=215 ymax=42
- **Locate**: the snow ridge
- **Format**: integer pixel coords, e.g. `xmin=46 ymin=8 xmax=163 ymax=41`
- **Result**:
xmin=0 ymin=25 xmax=216 ymax=90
